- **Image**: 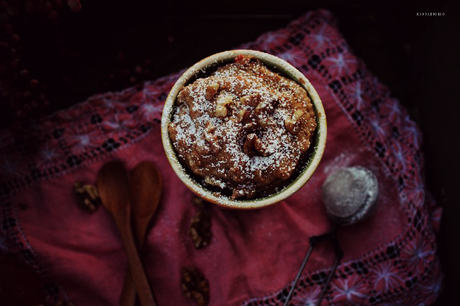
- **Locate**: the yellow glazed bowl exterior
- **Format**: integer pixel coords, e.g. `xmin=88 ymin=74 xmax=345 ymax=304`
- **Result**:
xmin=161 ymin=49 xmax=327 ymax=209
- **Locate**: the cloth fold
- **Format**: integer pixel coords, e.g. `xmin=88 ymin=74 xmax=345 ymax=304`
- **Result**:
xmin=0 ymin=9 xmax=442 ymax=306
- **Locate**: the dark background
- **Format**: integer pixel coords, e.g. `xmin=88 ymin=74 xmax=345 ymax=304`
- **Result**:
xmin=0 ymin=0 xmax=459 ymax=305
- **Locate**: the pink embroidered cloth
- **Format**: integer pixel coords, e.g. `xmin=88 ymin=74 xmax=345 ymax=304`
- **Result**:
xmin=0 ymin=9 xmax=443 ymax=306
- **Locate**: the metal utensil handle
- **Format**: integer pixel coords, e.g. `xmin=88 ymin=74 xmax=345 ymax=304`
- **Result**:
xmin=283 ymin=243 xmax=315 ymax=306
xmin=283 ymin=230 xmax=335 ymax=306
xmin=315 ymin=230 xmax=343 ymax=306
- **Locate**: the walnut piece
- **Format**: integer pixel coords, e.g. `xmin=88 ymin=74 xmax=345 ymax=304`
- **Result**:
xmin=236 ymin=109 xmax=246 ymax=123
xmin=189 ymin=197 xmax=212 ymax=249
xmin=285 ymin=109 xmax=304 ymax=134
xmin=74 ymin=180 xmax=101 ymax=212
xmin=240 ymin=94 xmax=259 ymax=107
xmin=214 ymin=94 xmax=233 ymax=118
xmin=204 ymin=123 xmax=221 ymax=153
xmin=181 ymin=267 xmax=210 ymax=306
xmin=214 ymin=104 xmax=227 ymax=118
xmin=205 ymin=82 xmax=219 ymax=100
xmin=243 ymin=133 xmax=269 ymax=157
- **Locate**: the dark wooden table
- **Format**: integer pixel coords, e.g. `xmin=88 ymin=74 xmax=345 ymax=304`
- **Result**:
xmin=1 ymin=0 xmax=458 ymax=305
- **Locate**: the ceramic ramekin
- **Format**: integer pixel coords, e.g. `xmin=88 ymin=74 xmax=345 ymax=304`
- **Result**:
xmin=161 ymin=49 xmax=327 ymax=209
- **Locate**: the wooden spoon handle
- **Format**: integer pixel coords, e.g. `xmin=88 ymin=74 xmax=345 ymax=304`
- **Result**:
xmin=117 ymin=218 xmax=156 ymax=306
xmin=120 ymin=220 xmax=150 ymax=306
xmin=120 ymin=231 xmax=146 ymax=306
xmin=120 ymin=271 xmax=137 ymax=306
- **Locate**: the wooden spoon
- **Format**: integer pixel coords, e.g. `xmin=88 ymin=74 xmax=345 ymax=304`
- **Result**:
xmin=96 ymin=160 xmax=156 ymax=306
xmin=120 ymin=161 xmax=163 ymax=306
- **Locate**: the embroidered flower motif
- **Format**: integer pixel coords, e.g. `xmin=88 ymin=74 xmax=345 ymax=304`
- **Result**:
xmin=141 ymin=87 xmax=161 ymax=102
xmin=401 ymin=115 xmax=422 ymax=149
xmin=103 ymin=112 xmax=138 ymax=137
xmin=256 ymin=30 xmax=290 ymax=52
xmin=138 ymin=87 xmax=165 ymax=122
xmin=389 ymin=141 xmax=409 ymax=174
xmin=380 ymin=99 xmax=401 ymax=125
xmin=291 ymin=285 xmax=321 ymax=306
xmin=344 ymin=80 xmax=366 ymax=110
xmin=331 ymin=274 xmax=368 ymax=304
xmin=383 ymin=285 xmax=425 ymax=306
xmin=65 ymin=124 xmax=101 ymax=154
xmin=140 ymin=102 xmax=163 ymax=122
xmin=324 ymin=51 xmax=357 ymax=77
xmin=419 ymin=275 xmax=443 ymax=300
xmin=0 ymin=155 xmax=29 ymax=180
xmin=403 ymin=170 xmax=426 ymax=207
xmin=101 ymin=98 xmax=124 ymax=113
xmin=277 ymin=49 xmax=307 ymax=67
xmin=369 ymin=260 xmax=404 ymax=292
xmin=418 ymin=264 xmax=443 ymax=304
xmin=401 ymin=234 xmax=435 ymax=274
xmin=90 ymin=90 xmax=137 ymax=115
xmin=305 ymin=23 xmax=334 ymax=51
xmin=36 ymin=143 xmax=64 ymax=169
xmin=365 ymin=112 xmax=389 ymax=143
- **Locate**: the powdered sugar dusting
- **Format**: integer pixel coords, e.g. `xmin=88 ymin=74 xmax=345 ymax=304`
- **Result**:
xmin=168 ymin=56 xmax=317 ymax=199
